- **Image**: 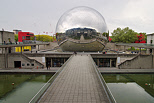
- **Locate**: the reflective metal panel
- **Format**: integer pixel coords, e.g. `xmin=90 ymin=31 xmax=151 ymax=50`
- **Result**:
xmin=56 ymin=6 xmax=109 ymax=52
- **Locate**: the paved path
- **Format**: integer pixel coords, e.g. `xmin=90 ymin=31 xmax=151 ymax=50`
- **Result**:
xmin=39 ymin=55 xmax=109 ymax=103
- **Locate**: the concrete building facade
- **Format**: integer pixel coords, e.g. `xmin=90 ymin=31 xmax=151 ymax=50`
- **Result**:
xmin=147 ymin=33 xmax=154 ymax=44
xmin=0 ymin=31 xmax=15 ymax=53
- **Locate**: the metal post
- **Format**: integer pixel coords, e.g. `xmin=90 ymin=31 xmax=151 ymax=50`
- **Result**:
xmin=140 ymin=48 xmax=141 ymax=54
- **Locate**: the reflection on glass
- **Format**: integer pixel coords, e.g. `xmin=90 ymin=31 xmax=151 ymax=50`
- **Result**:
xmin=103 ymin=74 xmax=154 ymax=103
xmin=55 ymin=6 xmax=109 ymax=52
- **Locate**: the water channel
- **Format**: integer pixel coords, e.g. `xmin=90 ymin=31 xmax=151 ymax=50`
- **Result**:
xmin=102 ymin=74 xmax=154 ymax=103
xmin=0 ymin=73 xmax=53 ymax=103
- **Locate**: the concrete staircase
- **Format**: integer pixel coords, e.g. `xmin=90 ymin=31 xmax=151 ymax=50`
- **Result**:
xmin=21 ymin=53 xmax=44 ymax=68
xmin=118 ymin=54 xmax=152 ymax=69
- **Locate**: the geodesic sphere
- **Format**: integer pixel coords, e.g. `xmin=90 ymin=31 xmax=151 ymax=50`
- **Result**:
xmin=56 ymin=6 xmax=108 ymax=33
xmin=55 ymin=6 xmax=108 ymax=52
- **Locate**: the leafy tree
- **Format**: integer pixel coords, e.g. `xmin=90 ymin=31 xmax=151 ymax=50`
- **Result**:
xmin=111 ymin=27 xmax=138 ymax=43
xmin=14 ymin=34 xmax=18 ymax=42
xmin=102 ymin=32 xmax=109 ymax=39
xmin=139 ymin=32 xmax=147 ymax=42
xmin=32 ymin=35 xmax=54 ymax=42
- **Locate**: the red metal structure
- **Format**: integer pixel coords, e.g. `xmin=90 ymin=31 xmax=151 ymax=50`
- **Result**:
xmin=18 ymin=32 xmax=34 ymax=42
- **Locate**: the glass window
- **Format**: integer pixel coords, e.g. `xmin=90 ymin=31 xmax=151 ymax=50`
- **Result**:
xmin=22 ymin=36 xmax=25 ymax=39
xmin=99 ymin=58 xmax=110 ymax=67
xmin=22 ymin=63 xmax=25 ymax=66
xmin=27 ymin=63 xmax=30 ymax=66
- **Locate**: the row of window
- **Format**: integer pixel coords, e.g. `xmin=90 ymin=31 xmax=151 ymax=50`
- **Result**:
xmin=22 ymin=63 xmax=34 ymax=66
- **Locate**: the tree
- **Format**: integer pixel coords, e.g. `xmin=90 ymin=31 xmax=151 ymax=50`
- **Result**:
xmin=32 ymin=35 xmax=54 ymax=42
xmin=111 ymin=27 xmax=138 ymax=43
xmin=140 ymin=32 xmax=147 ymax=42
xmin=14 ymin=34 xmax=18 ymax=42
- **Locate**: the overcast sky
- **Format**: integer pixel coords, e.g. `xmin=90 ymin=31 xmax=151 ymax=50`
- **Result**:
xmin=0 ymin=0 xmax=154 ymax=36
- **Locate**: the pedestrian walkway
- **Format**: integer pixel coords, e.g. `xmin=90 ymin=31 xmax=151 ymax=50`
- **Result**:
xmin=39 ymin=54 xmax=109 ymax=103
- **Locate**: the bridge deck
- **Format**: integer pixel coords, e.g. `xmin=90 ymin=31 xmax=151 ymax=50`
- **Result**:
xmin=39 ymin=54 xmax=109 ymax=103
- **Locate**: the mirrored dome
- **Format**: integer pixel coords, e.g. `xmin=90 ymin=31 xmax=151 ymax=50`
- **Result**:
xmin=56 ymin=6 xmax=109 ymax=52
xmin=56 ymin=6 xmax=108 ymax=33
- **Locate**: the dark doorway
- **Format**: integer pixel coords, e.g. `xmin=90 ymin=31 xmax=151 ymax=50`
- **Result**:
xmin=14 ymin=61 xmax=21 ymax=68
xmin=8 ymin=47 xmax=11 ymax=53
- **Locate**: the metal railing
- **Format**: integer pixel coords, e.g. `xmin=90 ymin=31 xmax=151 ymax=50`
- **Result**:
xmin=89 ymin=55 xmax=117 ymax=103
xmin=29 ymin=55 xmax=73 ymax=103
xmin=0 ymin=41 xmax=49 ymax=46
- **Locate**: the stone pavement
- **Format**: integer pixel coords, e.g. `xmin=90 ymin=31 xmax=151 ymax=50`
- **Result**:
xmin=39 ymin=54 xmax=109 ymax=103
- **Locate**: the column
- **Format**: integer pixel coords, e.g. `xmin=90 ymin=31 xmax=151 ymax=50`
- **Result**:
xmin=5 ymin=47 xmax=8 ymax=68
xmin=44 ymin=45 xmax=46 ymax=50
xmin=51 ymin=58 xmax=52 ymax=67
xmin=110 ymin=59 xmax=112 ymax=67
xmin=139 ymin=48 xmax=141 ymax=54
xmin=31 ymin=46 xmax=32 ymax=53
xmin=64 ymin=58 xmax=66 ymax=63
xmin=97 ymin=59 xmax=99 ymax=67
xmin=114 ymin=45 xmax=117 ymax=51
xmin=21 ymin=46 xmax=22 ymax=54
xmin=2 ymin=48 xmax=3 ymax=54
xmin=152 ymin=49 xmax=154 ymax=69
xmin=124 ymin=46 xmax=126 ymax=52
xmin=38 ymin=45 xmax=39 ymax=51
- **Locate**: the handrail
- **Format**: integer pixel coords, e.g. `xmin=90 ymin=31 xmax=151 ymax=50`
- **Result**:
xmin=29 ymin=55 xmax=73 ymax=103
xmin=118 ymin=54 xmax=140 ymax=69
xmin=89 ymin=55 xmax=117 ymax=103
xmin=21 ymin=53 xmax=44 ymax=68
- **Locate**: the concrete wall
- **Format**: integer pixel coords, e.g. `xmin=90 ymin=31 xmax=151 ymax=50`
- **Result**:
xmin=0 ymin=53 xmax=44 ymax=69
xmin=105 ymin=43 xmax=116 ymax=50
xmin=29 ymin=57 xmax=45 ymax=66
xmin=118 ymin=55 xmax=153 ymax=69
xmin=116 ymin=57 xmax=134 ymax=67
xmin=0 ymin=31 xmax=15 ymax=43
xmin=0 ymin=31 xmax=15 ymax=53
xmin=105 ymin=43 xmax=131 ymax=51
xmin=35 ymin=42 xmax=59 ymax=51
xmin=0 ymin=54 xmax=5 ymax=68
xmin=147 ymin=34 xmax=154 ymax=44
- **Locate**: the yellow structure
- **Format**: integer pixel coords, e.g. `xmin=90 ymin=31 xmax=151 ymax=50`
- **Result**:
xmin=15 ymin=46 xmax=31 ymax=52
